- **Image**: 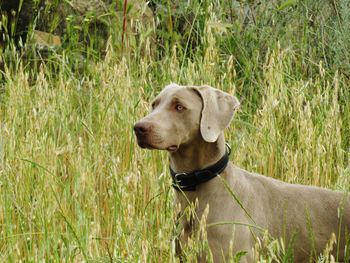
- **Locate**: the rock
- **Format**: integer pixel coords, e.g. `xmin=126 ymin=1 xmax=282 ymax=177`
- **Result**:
xmin=32 ymin=30 xmax=61 ymax=48
xmin=1 ymin=0 xmax=115 ymax=50
xmin=69 ymin=0 xmax=111 ymax=15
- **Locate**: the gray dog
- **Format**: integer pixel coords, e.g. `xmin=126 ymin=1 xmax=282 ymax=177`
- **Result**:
xmin=134 ymin=83 xmax=350 ymax=262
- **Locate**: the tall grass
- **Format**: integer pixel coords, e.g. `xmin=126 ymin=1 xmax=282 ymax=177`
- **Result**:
xmin=0 ymin=0 xmax=349 ymax=261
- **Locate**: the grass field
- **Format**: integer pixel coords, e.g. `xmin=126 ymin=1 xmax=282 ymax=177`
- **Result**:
xmin=1 ymin=1 xmax=350 ymax=262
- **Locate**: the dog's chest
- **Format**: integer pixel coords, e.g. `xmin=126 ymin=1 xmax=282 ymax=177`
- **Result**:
xmin=175 ymin=193 xmax=212 ymax=238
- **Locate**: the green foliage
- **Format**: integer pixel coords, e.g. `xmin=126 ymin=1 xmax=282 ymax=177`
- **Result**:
xmin=0 ymin=0 xmax=349 ymax=261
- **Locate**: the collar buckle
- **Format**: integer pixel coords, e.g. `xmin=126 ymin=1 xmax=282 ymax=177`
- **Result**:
xmin=225 ymin=142 xmax=231 ymax=155
xmin=173 ymin=172 xmax=187 ymax=183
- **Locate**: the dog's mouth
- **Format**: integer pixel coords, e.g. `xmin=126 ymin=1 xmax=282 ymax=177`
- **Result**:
xmin=135 ymin=134 xmax=159 ymax=149
xmin=137 ymin=140 xmax=178 ymax=152
xmin=137 ymin=140 xmax=155 ymax=149
xmin=167 ymin=145 xmax=179 ymax=152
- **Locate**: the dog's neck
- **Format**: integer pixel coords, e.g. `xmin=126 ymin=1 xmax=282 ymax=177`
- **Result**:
xmin=169 ymin=133 xmax=226 ymax=173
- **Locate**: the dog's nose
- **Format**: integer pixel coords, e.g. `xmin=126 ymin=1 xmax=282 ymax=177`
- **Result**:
xmin=134 ymin=122 xmax=151 ymax=137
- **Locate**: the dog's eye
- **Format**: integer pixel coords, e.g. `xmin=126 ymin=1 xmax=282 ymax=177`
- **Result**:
xmin=175 ymin=104 xmax=184 ymax=111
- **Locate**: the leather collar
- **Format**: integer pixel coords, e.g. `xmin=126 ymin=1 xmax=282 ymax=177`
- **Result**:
xmin=170 ymin=143 xmax=231 ymax=191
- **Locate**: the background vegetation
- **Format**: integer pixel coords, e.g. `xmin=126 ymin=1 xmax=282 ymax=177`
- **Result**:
xmin=0 ymin=0 xmax=349 ymax=261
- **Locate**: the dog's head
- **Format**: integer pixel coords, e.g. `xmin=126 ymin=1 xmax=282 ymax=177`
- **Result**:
xmin=134 ymin=83 xmax=240 ymax=152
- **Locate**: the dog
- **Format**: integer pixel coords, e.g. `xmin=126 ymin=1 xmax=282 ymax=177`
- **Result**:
xmin=134 ymin=83 xmax=350 ymax=262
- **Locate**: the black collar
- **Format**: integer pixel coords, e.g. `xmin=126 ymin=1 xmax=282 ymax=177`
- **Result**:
xmin=170 ymin=143 xmax=231 ymax=192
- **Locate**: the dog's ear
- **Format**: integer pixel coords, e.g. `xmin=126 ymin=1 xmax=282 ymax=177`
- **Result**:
xmin=194 ymin=85 xmax=240 ymax=143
